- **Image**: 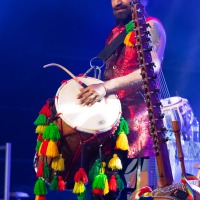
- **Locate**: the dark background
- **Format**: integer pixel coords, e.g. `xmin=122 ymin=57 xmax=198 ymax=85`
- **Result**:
xmin=0 ymin=0 xmax=200 ymax=199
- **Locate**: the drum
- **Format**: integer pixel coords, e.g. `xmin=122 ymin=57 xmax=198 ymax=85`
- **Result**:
xmin=160 ymin=96 xmax=194 ymax=140
xmin=34 ymin=77 xmax=121 ymax=189
xmin=55 ymin=77 xmax=122 ymax=134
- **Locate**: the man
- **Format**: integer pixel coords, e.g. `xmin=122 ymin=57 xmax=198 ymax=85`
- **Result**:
xmin=78 ymin=0 xmax=166 ymax=199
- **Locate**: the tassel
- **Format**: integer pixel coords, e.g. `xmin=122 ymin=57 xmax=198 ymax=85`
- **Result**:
xmin=116 ymin=174 xmax=124 ymax=190
xmin=100 ymin=162 xmax=106 ymax=174
xmin=46 ymin=140 xmax=59 ymax=158
xmin=35 ymin=195 xmax=47 ymax=200
xmin=39 ymin=101 xmax=51 ymax=118
xmin=51 ymin=154 xmax=65 ymax=171
xmin=74 ymin=168 xmax=88 ymax=184
xmin=73 ymin=181 xmax=85 ymax=194
xmin=103 ymin=178 xmax=109 ymax=195
xmin=43 ymin=123 xmax=60 ymax=141
xmin=77 ymin=187 xmax=86 ymax=200
xmin=34 ymin=178 xmax=47 ymax=195
xmin=36 ymin=161 xmax=44 ymax=177
xmin=115 ymin=132 xmax=129 ymax=150
xmin=108 ymin=154 xmax=122 ymax=171
xmin=58 ymin=176 xmax=66 ymax=191
xmin=115 ymin=117 xmax=129 ymax=150
xmin=92 ymin=173 xmax=107 ymax=194
xmin=36 ymin=140 xmax=42 ymax=151
xmin=125 ymin=21 xmax=134 ymax=33
xmin=37 ymin=134 xmax=44 ymax=141
xmin=36 ymin=125 xmax=47 ymax=134
xmin=50 ymin=175 xmax=58 ymax=190
xmin=34 ymin=114 xmax=47 ymax=126
xmin=124 ymin=32 xmax=135 ymax=47
xmin=39 ymin=140 xmax=49 ymax=156
xmin=109 ymin=175 xmax=117 ymax=192
xmin=88 ymin=159 xmax=101 ymax=183
xmin=43 ymin=162 xmax=50 ymax=179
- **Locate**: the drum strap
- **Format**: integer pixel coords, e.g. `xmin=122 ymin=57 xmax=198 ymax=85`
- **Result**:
xmin=97 ymin=29 xmax=127 ymax=61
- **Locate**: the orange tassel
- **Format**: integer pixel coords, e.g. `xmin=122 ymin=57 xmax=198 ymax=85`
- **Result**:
xmin=46 ymin=140 xmax=59 ymax=157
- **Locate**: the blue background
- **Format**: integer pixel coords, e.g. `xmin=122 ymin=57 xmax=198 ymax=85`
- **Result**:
xmin=0 ymin=0 xmax=200 ymax=199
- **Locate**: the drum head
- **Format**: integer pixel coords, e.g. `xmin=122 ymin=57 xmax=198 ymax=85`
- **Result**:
xmin=55 ymin=77 xmax=121 ymax=134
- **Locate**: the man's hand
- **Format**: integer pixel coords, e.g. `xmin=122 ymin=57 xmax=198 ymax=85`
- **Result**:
xmin=77 ymin=83 xmax=106 ymax=106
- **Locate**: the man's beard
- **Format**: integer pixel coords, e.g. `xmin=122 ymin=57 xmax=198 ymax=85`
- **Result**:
xmin=113 ymin=7 xmax=132 ymax=25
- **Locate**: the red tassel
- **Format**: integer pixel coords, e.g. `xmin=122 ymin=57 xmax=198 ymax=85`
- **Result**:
xmin=58 ymin=176 xmax=66 ymax=191
xmin=74 ymin=168 xmax=88 ymax=184
xmin=39 ymin=140 xmax=49 ymax=156
xmin=35 ymin=195 xmax=47 ymax=200
xmin=109 ymin=175 xmax=117 ymax=192
xmin=39 ymin=101 xmax=51 ymax=118
xmin=36 ymin=161 xmax=44 ymax=177
xmin=37 ymin=134 xmax=44 ymax=141
xmin=92 ymin=188 xmax=104 ymax=195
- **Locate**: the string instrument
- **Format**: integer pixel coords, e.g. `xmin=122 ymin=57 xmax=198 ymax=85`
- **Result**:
xmin=130 ymin=1 xmax=200 ymax=199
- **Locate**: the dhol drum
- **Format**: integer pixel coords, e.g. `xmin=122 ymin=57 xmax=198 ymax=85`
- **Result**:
xmin=34 ymin=76 xmax=121 ymax=189
xmin=160 ymin=96 xmax=194 ymax=140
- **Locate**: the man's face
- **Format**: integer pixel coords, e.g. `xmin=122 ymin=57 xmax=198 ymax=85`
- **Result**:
xmin=111 ymin=0 xmax=132 ymax=23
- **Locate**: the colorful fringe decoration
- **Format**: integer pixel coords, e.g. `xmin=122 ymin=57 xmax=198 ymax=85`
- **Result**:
xmin=116 ymin=174 xmax=124 ymax=190
xmin=181 ymin=174 xmax=197 ymax=200
xmin=39 ymin=140 xmax=49 ymax=156
xmin=34 ymin=114 xmax=47 ymax=126
xmin=50 ymin=175 xmax=58 ymax=190
xmin=108 ymin=154 xmax=122 ymax=171
xmin=124 ymin=31 xmax=136 ymax=47
xmin=39 ymin=100 xmax=51 ymax=118
xmin=51 ymin=154 xmax=65 ymax=171
xmin=109 ymin=175 xmax=117 ymax=192
xmin=36 ymin=161 xmax=44 ymax=177
xmin=74 ymin=168 xmax=88 ymax=184
xmin=58 ymin=176 xmax=66 ymax=191
xmin=43 ymin=162 xmax=50 ymax=179
xmin=115 ymin=117 xmax=130 ymax=150
xmin=88 ymin=159 xmax=101 ymax=183
xmin=125 ymin=20 xmax=134 ymax=33
xmin=35 ymin=195 xmax=47 ymax=200
xmin=35 ymin=125 xmax=47 ymax=134
xmin=92 ymin=173 xmax=109 ymax=195
xmin=43 ymin=123 xmax=60 ymax=141
xmin=34 ymin=178 xmax=47 ymax=196
xmin=73 ymin=182 xmax=85 ymax=194
xmin=138 ymin=186 xmax=153 ymax=197
xmin=46 ymin=140 xmax=59 ymax=158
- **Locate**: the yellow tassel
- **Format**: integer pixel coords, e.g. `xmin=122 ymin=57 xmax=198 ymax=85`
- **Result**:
xmin=51 ymin=154 xmax=65 ymax=171
xmin=35 ymin=125 xmax=47 ymax=134
xmin=124 ymin=32 xmax=134 ymax=47
xmin=100 ymin=162 xmax=106 ymax=174
xmin=103 ymin=178 xmax=109 ymax=195
xmin=73 ymin=181 xmax=85 ymax=194
xmin=46 ymin=140 xmax=59 ymax=158
xmin=35 ymin=195 xmax=39 ymax=200
xmin=116 ymin=132 xmax=129 ymax=150
xmin=108 ymin=154 xmax=122 ymax=171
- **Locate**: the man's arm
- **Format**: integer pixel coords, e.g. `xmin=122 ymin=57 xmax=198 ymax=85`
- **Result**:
xmin=77 ymin=19 xmax=166 ymax=106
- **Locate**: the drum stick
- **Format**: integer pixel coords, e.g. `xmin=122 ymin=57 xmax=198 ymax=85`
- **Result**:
xmin=43 ymin=63 xmax=88 ymax=88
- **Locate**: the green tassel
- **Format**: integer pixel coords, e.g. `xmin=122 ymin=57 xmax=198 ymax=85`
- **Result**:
xmin=92 ymin=173 xmax=107 ymax=190
xmin=116 ymin=174 xmax=124 ymax=190
xmin=34 ymin=114 xmax=47 ymax=126
xmin=88 ymin=159 xmax=101 ymax=183
xmin=125 ymin=21 xmax=134 ymax=33
xmin=43 ymin=163 xmax=50 ymax=179
xmin=34 ymin=178 xmax=47 ymax=195
xmin=77 ymin=187 xmax=87 ymax=200
xmin=50 ymin=175 xmax=58 ymax=190
xmin=116 ymin=117 xmax=129 ymax=135
xmin=43 ymin=123 xmax=60 ymax=141
xmin=35 ymin=140 xmax=42 ymax=151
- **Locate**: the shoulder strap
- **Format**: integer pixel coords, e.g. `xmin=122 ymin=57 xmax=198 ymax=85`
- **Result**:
xmin=97 ymin=29 xmax=127 ymax=61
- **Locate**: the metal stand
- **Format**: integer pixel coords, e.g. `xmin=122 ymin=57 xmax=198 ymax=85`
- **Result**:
xmin=0 ymin=143 xmax=11 ymax=200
